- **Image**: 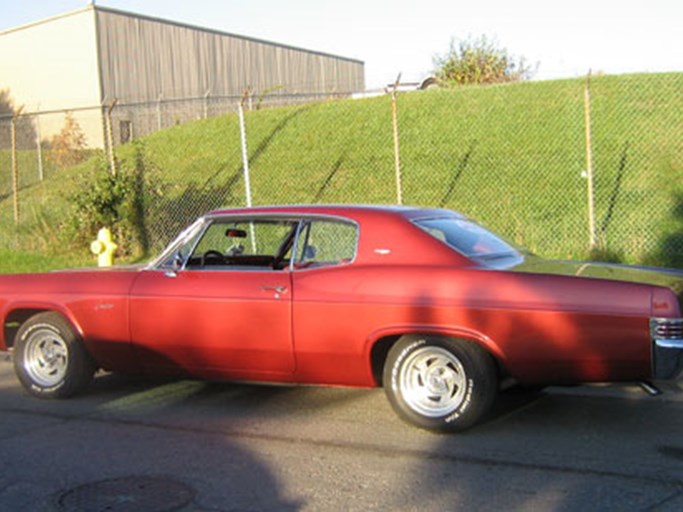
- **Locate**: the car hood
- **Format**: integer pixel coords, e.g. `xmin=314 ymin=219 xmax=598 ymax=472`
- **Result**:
xmin=509 ymin=256 xmax=683 ymax=296
xmin=54 ymin=264 xmax=147 ymax=273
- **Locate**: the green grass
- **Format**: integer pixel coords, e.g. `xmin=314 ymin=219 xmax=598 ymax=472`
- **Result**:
xmin=0 ymin=249 xmax=94 ymax=274
xmin=1 ymin=72 xmax=681 ymax=273
xmin=0 ymin=149 xmax=60 ymax=197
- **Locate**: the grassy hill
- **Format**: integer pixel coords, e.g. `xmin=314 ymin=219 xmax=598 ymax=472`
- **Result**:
xmin=1 ymin=72 xmax=681 ymax=272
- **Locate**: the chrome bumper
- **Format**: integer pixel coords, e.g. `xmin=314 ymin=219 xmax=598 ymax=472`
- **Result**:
xmin=651 ymin=318 xmax=683 ymax=379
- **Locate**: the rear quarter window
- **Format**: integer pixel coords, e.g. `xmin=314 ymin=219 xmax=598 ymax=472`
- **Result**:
xmin=415 ymin=217 xmax=518 ymax=259
xmin=295 ymin=220 xmax=357 ymax=267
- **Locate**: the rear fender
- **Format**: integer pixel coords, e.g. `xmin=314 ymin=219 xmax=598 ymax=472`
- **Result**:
xmin=365 ymin=324 xmax=508 ymax=378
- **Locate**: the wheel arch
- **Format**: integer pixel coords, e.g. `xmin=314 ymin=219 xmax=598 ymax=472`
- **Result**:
xmin=3 ymin=305 xmax=83 ymax=350
xmin=368 ymin=326 xmax=509 ymax=386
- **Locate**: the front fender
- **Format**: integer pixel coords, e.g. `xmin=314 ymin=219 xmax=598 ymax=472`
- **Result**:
xmin=2 ymin=300 xmax=85 ymax=349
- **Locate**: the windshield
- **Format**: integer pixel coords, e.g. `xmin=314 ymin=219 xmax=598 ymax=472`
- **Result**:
xmin=149 ymin=217 xmax=207 ymax=269
xmin=415 ymin=217 xmax=520 ymax=260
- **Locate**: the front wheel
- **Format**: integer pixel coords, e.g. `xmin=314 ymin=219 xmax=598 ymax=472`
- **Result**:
xmin=13 ymin=312 xmax=97 ymax=398
xmin=383 ymin=335 xmax=497 ymax=432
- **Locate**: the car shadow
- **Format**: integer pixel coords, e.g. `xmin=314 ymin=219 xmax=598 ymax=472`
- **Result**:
xmin=0 ymin=364 xmax=304 ymax=511
xmin=388 ymin=385 xmax=683 ymax=511
xmin=481 ymin=385 xmax=547 ymax=426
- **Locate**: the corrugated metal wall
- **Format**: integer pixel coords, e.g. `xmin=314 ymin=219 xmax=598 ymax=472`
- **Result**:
xmin=95 ymin=7 xmax=365 ymax=103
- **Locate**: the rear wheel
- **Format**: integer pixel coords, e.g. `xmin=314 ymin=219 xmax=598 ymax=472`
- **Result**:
xmin=13 ymin=312 xmax=96 ymax=398
xmin=383 ymin=335 xmax=497 ymax=432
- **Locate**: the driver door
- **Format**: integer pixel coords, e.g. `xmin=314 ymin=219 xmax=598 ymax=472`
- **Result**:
xmin=129 ymin=217 xmax=298 ymax=379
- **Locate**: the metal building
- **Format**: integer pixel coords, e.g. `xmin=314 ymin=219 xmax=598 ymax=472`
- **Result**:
xmin=0 ymin=4 xmax=365 ymax=147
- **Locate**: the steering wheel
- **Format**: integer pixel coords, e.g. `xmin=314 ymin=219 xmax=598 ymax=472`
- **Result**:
xmin=201 ymin=250 xmax=224 ymax=267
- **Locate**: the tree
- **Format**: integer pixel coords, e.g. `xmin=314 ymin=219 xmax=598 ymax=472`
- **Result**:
xmin=48 ymin=113 xmax=88 ymax=168
xmin=0 ymin=89 xmax=14 ymax=117
xmin=0 ymin=89 xmax=37 ymax=150
xmin=433 ymin=36 xmax=533 ymax=87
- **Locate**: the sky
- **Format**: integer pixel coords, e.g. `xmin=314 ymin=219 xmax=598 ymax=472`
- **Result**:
xmin=1 ymin=0 xmax=682 ymax=89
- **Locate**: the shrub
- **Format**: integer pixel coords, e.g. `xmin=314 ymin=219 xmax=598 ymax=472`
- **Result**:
xmin=434 ymin=35 xmax=533 ymax=87
xmin=63 ymin=142 xmax=156 ymax=258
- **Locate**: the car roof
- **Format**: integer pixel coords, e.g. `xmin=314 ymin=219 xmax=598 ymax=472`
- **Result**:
xmin=204 ymin=205 xmax=470 ymax=267
xmin=207 ymin=204 xmax=464 ymax=221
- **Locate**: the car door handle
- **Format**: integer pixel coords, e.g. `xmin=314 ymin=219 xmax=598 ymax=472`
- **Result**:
xmin=261 ymin=285 xmax=287 ymax=294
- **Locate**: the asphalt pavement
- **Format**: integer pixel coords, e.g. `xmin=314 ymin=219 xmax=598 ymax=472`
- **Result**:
xmin=1 ymin=354 xmax=682 ymax=512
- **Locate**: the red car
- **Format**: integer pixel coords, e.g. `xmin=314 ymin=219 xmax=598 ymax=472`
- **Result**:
xmin=1 ymin=205 xmax=682 ymax=431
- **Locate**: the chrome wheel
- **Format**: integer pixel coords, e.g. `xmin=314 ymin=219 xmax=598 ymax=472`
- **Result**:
xmin=397 ymin=345 xmax=467 ymax=417
xmin=384 ymin=335 xmax=498 ymax=431
xmin=23 ymin=327 xmax=69 ymax=388
xmin=14 ymin=312 xmax=97 ymax=399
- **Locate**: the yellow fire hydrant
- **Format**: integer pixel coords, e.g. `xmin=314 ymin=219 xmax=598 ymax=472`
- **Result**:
xmin=90 ymin=227 xmax=117 ymax=267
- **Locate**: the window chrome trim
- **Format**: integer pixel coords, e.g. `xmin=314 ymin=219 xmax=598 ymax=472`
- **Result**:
xmin=150 ymin=212 xmax=359 ymax=273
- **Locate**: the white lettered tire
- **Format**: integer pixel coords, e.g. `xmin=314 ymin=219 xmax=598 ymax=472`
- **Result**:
xmin=13 ymin=312 xmax=97 ymax=398
xmin=383 ymin=335 xmax=497 ymax=432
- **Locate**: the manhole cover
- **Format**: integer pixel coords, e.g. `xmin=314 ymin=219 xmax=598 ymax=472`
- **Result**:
xmin=57 ymin=476 xmax=195 ymax=512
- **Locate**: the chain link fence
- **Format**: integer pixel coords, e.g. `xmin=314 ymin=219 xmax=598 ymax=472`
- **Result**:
xmin=1 ymin=72 xmax=682 ymax=266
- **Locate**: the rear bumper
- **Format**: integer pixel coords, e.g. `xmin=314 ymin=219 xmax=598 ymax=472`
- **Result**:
xmin=651 ymin=318 xmax=683 ymax=379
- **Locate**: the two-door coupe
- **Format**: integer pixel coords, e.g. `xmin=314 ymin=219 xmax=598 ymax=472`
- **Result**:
xmin=1 ymin=205 xmax=683 ymax=431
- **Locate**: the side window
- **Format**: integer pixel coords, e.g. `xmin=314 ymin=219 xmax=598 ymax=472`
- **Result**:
xmin=294 ymin=220 xmax=357 ymax=269
xmin=186 ymin=219 xmax=298 ymax=270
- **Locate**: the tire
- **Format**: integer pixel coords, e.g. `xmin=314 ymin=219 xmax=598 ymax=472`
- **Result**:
xmin=13 ymin=312 xmax=97 ymax=399
xmin=383 ymin=335 xmax=497 ymax=432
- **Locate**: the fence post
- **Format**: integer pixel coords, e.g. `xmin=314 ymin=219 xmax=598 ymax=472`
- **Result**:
xmin=35 ymin=112 xmax=44 ymax=181
xmin=389 ymin=74 xmax=403 ymax=205
xmin=105 ymin=99 xmax=118 ymax=177
xmin=11 ymin=108 xmax=22 ymax=225
xmin=584 ymin=71 xmax=597 ymax=249
xmin=238 ymin=90 xmax=253 ymax=208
